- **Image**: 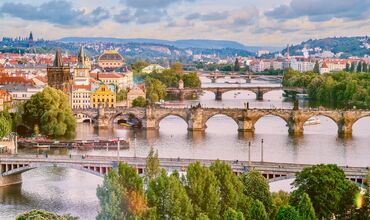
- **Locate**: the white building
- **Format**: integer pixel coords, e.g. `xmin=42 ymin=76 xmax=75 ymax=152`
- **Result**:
xmin=290 ymin=58 xmax=315 ymax=72
xmin=141 ymin=64 xmax=166 ymax=74
xmin=71 ymin=85 xmax=91 ymax=109
xmin=2 ymin=85 xmax=43 ymax=102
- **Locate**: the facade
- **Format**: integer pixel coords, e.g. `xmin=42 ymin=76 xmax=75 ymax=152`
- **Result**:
xmin=47 ymin=49 xmax=72 ymax=94
xmin=97 ymin=50 xmax=125 ymax=69
xmin=71 ymin=85 xmax=91 ymax=109
xmin=3 ymin=85 xmax=43 ymax=103
xmin=91 ymin=83 xmax=116 ymax=108
xmin=0 ymin=90 xmax=12 ymax=111
xmin=126 ymin=86 xmax=145 ymax=107
xmin=290 ymin=58 xmax=315 ymax=72
xmin=320 ymin=62 xmax=330 ymax=74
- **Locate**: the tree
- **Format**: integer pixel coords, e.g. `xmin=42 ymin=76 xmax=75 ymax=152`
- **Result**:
xmin=247 ymin=200 xmax=268 ymax=220
xmin=297 ymin=193 xmax=315 ymax=220
xmin=145 ymin=78 xmax=167 ymax=104
xmin=147 ymin=170 xmax=194 ymax=219
xmin=144 ymin=147 xmax=161 ymax=181
xmin=117 ymin=89 xmax=127 ymax=101
xmin=362 ymin=62 xmax=368 ymax=73
xmin=196 ymin=213 xmax=210 ymax=220
xmin=345 ymin=63 xmax=350 ymax=72
xmin=356 ymin=62 xmax=362 ymax=72
xmin=210 ymin=160 xmax=244 ymax=215
xmin=16 ymin=209 xmax=78 ymax=220
xmin=271 ymin=191 xmax=290 ymax=218
xmin=186 ymin=162 xmax=221 ymax=219
xmin=131 ymin=60 xmax=150 ymax=73
xmin=171 ymin=62 xmax=184 ymax=74
xmin=182 ymin=72 xmax=201 ymax=88
xmin=21 ymin=87 xmax=76 ymax=138
xmin=96 ymin=162 xmax=148 ymax=220
xmin=313 ymin=61 xmax=320 ymax=74
xmin=223 ymin=208 xmax=244 ymax=220
xmin=350 ymin=62 xmax=356 ymax=72
xmin=275 ymin=206 xmax=300 ymax=220
xmin=132 ymin=96 xmax=147 ymax=107
xmin=240 ymin=169 xmax=272 ymax=215
xmin=234 ymin=58 xmax=240 ymax=72
xmin=290 ymin=164 xmax=359 ymax=219
xmin=0 ymin=112 xmax=12 ymax=138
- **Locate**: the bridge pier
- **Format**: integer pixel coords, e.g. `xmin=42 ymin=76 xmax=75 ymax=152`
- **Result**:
xmin=288 ymin=121 xmax=304 ymax=136
xmin=256 ymin=91 xmax=264 ymax=101
xmin=0 ymin=173 xmax=22 ymax=187
xmin=237 ymin=120 xmax=255 ymax=132
xmin=338 ymin=121 xmax=353 ymax=137
xmin=215 ymin=90 xmax=222 ymax=101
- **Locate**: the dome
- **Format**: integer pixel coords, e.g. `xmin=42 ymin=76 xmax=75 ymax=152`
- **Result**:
xmin=98 ymin=50 xmax=124 ymax=62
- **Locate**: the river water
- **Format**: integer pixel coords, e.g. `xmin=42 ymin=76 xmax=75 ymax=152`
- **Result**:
xmin=1 ymin=78 xmax=370 ymax=219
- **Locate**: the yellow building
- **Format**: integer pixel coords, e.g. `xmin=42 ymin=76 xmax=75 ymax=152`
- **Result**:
xmin=91 ymin=83 xmax=116 ymax=108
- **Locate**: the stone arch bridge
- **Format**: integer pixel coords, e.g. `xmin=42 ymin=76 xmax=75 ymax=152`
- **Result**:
xmin=73 ymin=106 xmax=370 ymax=136
xmin=0 ymin=156 xmax=368 ymax=187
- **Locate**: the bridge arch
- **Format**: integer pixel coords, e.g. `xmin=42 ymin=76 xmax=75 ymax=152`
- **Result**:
xmin=222 ymin=90 xmax=257 ymax=100
xmin=1 ymin=163 xmax=110 ymax=178
xmin=204 ymin=113 xmax=239 ymax=130
xmin=352 ymin=114 xmax=370 ymax=135
xmin=156 ymin=113 xmax=189 ymax=129
xmin=109 ymin=112 xmax=143 ymax=126
xmin=75 ymin=113 xmax=95 ymax=123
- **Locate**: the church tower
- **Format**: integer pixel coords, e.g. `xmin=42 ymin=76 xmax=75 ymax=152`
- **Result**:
xmin=73 ymin=46 xmax=91 ymax=85
xmin=47 ymin=49 xmax=72 ymax=94
xmin=28 ymin=32 xmax=34 ymax=47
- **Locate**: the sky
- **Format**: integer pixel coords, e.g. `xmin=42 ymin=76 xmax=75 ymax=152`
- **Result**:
xmin=0 ymin=0 xmax=369 ymax=46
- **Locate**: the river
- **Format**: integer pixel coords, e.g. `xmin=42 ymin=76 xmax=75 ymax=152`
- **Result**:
xmin=1 ymin=78 xmax=370 ymax=219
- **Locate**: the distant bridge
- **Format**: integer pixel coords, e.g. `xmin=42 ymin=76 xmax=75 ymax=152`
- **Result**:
xmin=0 ymin=155 xmax=368 ymax=187
xmin=73 ymin=106 xmax=370 ymax=137
xmin=167 ymin=86 xmax=301 ymax=101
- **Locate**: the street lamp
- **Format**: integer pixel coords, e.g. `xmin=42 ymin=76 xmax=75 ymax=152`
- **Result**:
xmin=248 ymin=141 xmax=251 ymax=167
xmin=261 ymin=139 xmax=264 ymax=162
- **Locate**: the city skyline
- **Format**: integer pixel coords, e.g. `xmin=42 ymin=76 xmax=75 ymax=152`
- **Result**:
xmin=0 ymin=0 xmax=369 ymax=46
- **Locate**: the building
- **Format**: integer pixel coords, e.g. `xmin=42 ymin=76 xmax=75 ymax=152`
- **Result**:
xmin=1 ymin=84 xmax=43 ymax=103
xmin=290 ymin=58 xmax=315 ymax=72
xmin=91 ymin=83 xmax=116 ymax=108
xmin=47 ymin=49 xmax=72 ymax=94
xmin=0 ymin=90 xmax=12 ymax=111
xmin=73 ymin=47 xmax=90 ymax=86
xmin=320 ymin=62 xmax=330 ymax=74
xmin=97 ymin=50 xmax=125 ymax=69
xmin=71 ymin=84 xmax=91 ymax=109
xmin=126 ymin=86 xmax=145 ymax=108
xmin=90 ymin=72 xmax=127 ymax=91
xmin=141 ymin=64 xmax=166 ymax=74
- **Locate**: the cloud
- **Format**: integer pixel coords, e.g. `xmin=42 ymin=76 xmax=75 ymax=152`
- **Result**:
xmin=266 ymin=0 xmax=370 ymax=22
xmin=114 ymin=8 xmax=167 ymax=24
xmin=119 ymin=0 xmax=196 ymax=9
xmin=0 ymin=0 xmax=109 ymax=27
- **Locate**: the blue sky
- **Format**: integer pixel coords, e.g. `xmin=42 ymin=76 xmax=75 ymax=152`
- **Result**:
xmin=0 ymin=0 xmax=369 ymax=46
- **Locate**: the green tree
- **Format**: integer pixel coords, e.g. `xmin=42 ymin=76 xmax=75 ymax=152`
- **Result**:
xmin=297 ymin=193 xmax=315 ymax=220
xmin=356 ymin=62 xmax=362 ymax=72
xmin=182 ymin=72 xmax=201 ymax=88
xmin=16 ymin=209 xmax=78 ymax=220
xmin=247 ymin=200 xmax=268 ymax=220
xmin=290 ymin=164 xmax=359 ymax=219
xmin=234 ymin=58 xmax=240 ymax=72
xmin=147 ymin=170 xmax=194 ymax=219
xmin=275 ymin=206 xmax=300 ymax=220
xmin=362 ymin=62 xmax=368 ymax=73
xmin=240 ymin=169 xmax=273 ymax=215
xmin=313 ymin=61 xmax=320 ymax=74
xmin=145 ymin=78 xmax=167 ymax=104
xmin=223 ymin=207 xmax=244 ymax=220
xmin=145 ymin=147 xmax=161 ymax=181
xmin=117 ymin=89 xmax=127 ymax=101
xmin=22 ymin=87 xmax=76 ymax=138
xmin=132 ymin=96 xmax=147 ymax=107
xmin=271 ymin=191 xmax=290 ymax=218
xmin=186 ymin=162 xmax=221 ymax=219
xmin=345 ymin=62 xmax=350 ymax=71
xmin=96 ymin=162 xmax=147 ymax=220
xmin=0 ymin=112 xmax=12 ymax=138
xmin=350 ymin=62 xmax=356 ymax=72
xmin=210 ymin=160 xmax=244 ymax=215
xmin=196 ymin=213 xmax=210 ymax=220
xmin=131 ymin=60 xmax=150 ymax=73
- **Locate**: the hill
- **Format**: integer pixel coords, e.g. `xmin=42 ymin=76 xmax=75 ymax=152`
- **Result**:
xmin=58 ymin=37 xmax=280 ymax=52
xmin=282 ymin=36 xmax=370 ymax=58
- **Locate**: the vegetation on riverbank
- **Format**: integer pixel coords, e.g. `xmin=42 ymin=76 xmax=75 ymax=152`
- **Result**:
xmin=283 ymin=69 xmax=370 ymax=109
xmin=96 ymin=148 xmax=369 ymax=220
xmin=16 ymin=209 xmax=78 ymax=220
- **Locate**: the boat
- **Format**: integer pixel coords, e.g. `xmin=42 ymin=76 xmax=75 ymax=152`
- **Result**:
xmin=34 ymin=144 xmax=50 ymax=148
xmin=304 ymin=117 xmax=320 ymax=126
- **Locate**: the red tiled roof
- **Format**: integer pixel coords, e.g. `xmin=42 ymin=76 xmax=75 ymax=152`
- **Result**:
xmin=90 ymin=72 xmax=124 ymax=79
xmin=0 ymin=76 xmax=34 ymax=85
xmin=73 ymin=84 xmax=91 ymax=90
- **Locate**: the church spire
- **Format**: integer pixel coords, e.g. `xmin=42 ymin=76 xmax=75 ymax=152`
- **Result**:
xmin=78 ymin=46 xmax=86 ymax=66
xmin=53 ymin=48 xmax=63 ymax=67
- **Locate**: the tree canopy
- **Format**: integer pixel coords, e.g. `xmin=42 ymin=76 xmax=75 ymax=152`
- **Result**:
xmin=21 ymin=87 xmax=76 ymax=138
xmin=145 ymin=78 xmax=167 ymax=104
xmin=16 ymin=209 xmax=78 ymax=220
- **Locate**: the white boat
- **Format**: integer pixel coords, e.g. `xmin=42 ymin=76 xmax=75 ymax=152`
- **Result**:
xmin=304 ymin=117 xmax=320 ymax=126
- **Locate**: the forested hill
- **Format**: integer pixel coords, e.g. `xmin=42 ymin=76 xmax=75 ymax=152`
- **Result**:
xmin=282 ymin=36 xmax=370 ymax=58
